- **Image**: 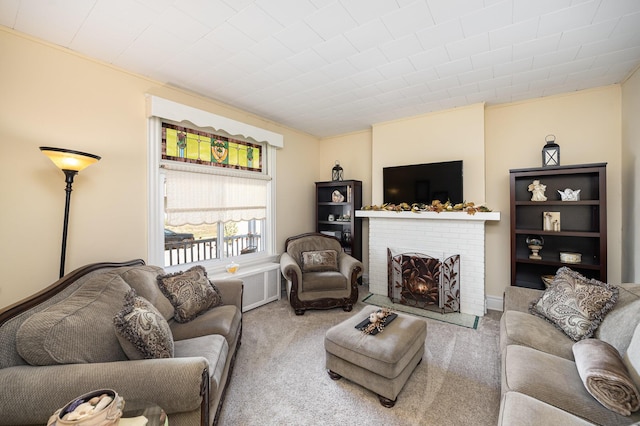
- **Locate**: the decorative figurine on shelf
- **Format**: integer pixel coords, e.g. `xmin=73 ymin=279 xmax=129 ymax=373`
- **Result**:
xmin=526 ymin=236 xmax=544 ymax=260
xmin=332 ymin=190 xmax=345 ymax=202
xmin=558 ymin=188 xmax=581 ymax=201
xmin=332 ymin=160 xmax=344 ymax=181
xmin=528 ymin=180 xmax=547 ymax=201
xmin=542 ymin=134 xmax=560 ymax=167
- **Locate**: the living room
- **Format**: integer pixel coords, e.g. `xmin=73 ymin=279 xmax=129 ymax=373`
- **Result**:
xmin=1 ymin=2 xmax=640 ymax=424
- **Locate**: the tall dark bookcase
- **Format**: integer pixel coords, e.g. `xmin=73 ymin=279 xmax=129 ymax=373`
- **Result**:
xmin=510 ymin=163 xmax=607 ymax=289
xmin=315 ymin=180 xmax=362 ymax=260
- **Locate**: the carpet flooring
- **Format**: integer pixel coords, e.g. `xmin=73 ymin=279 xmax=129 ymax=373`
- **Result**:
xmin=217 ymin=288 xmax=502 ymax=426
xmin=362 ymin=293 xmax=480 ymax=329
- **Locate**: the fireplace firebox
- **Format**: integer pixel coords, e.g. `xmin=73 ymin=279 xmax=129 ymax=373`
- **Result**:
xmin=388 ymin=248 xmax=461 ymax=313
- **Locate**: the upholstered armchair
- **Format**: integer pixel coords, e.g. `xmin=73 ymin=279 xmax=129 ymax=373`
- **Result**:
xmin=280 ymin=233 xmax=363 ymax=315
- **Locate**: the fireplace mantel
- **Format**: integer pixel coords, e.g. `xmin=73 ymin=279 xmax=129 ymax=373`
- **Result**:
xmin=356 ymin=209 xmax=500 ymax=317
xmin=355 ymin=210 xmax=500 ymax=221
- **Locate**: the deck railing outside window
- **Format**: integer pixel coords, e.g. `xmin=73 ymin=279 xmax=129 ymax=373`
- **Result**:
xmin=164 ymin=233 xmax=261 ymax=266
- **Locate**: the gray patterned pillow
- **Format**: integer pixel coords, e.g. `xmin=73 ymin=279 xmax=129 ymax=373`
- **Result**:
xmin=113 ymin=289 xmax=174 ymax=359
xmin=301 ymin=250 xmax=339 ymax=272
xmin=157 ymin=265 xmax=223 ymax=323
xmin=530 ymin=267 xmax=618 ymax=341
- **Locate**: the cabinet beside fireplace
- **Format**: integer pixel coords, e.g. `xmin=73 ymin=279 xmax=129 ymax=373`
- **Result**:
xmin=315 ymin=180 xmax=362 ymax=260
xmin=509 ymin=163 xmax=607 ymax=289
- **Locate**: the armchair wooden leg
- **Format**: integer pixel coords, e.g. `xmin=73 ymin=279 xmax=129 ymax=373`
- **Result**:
xmin=342 ymin=305 xmax=353 ymax=312
xmin=328 ymin=370 xmax=342 ymax=380
xmin=378 ymin=395 xmax=397 ymax=408
xmin=294 ymin=309 xmax=305 ymax=315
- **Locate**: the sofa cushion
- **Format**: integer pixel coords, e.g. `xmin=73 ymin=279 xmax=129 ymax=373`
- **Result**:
xmin=499 ymin=392 xmax=596 ymax=426
xmin=15 ymin=271 xmax=130 ymax=365
xmin=157 ymin=265 xmax=223 ymax=323
xmin=573 ymin=338 xmax=640 ymax=416
xmin=500 ymin=310 xmax=575 ymax=360
xmin=502 ymin=345 xmax=639 ymax=425
xmin=174 ymin=334 xmax=229 ymax=398
xmin=114 ymin=265 xmax=175 ymax=321
xmin=170 ymin=304 xmax=241 ymax=348
xmin=529 ymin=267 xmax=618 ymax=341
xmin=113 ymin=289 xmax=174 ymax=359
xmin=301 ymin=249 xmax=338 ymax=272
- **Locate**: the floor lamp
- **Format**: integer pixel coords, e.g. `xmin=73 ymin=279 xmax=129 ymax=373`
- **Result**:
xmin=40 ymin=147 xmax=101 ymax=278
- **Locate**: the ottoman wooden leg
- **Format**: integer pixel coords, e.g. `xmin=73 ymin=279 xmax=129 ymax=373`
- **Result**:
xmin=378 ymin=395 xmax=397 ymax=408
xmin=328 ymin=370 xmax=342 ymax=380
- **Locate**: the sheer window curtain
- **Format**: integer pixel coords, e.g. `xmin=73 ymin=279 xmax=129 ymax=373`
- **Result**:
xmin=164 ymin=168 xmax=268 ymax=226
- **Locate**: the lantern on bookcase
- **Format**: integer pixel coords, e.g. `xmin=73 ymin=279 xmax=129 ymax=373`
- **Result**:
xmin=332 ymin=160 xmax=344 ymax=181
xmin=542 ymin=135 xmax=560 ymax=167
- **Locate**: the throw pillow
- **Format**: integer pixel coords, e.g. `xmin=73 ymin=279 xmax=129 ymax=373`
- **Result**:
xmin=301 ymin=249 xmax=339 ymax=272
xmin=113 ymin=289 xmax=174 ymax=359
xmin=529 ymin=267 xmax=618 ymax=341
xmin=573 ymin=338 xmax=640 ymax=416
xmin=157 ymin=265 xmax=223 ymax=323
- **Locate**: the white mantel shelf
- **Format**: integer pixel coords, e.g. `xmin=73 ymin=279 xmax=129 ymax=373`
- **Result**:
xmin=356 ymin=210 xmax=501 ymax=221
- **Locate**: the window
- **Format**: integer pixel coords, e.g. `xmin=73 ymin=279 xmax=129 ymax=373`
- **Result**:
xmin=147 ymin=96 xmax=283 ymax=271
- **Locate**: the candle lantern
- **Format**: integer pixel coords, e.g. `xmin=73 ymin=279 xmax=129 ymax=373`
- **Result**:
xmin=332 ymin=161 xmax=344 ymax=181
xmin=542 ymin=135 xmax=560 ymax=167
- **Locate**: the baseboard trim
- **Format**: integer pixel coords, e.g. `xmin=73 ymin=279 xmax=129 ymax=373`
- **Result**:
xmin=486 ymin=295 xmax=503 ymax=312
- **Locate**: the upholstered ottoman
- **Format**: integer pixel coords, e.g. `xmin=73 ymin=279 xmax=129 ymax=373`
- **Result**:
xmin=324 ymin=305 xmax=427 ymax=407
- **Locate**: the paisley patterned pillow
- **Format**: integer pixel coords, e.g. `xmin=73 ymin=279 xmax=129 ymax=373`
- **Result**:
xmin=530 ymin=267 xmax=618 ymax=341
xmin=157 ymin=265 xmax=223 ymax=323
xmin=301 ymin=249 xmax=339 ymax=272
xmin=113 ymin=289 xmax=174 ymax=359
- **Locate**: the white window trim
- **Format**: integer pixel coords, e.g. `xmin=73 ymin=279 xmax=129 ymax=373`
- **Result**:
xmin=146 ymin=95 xmax=282 ymax=274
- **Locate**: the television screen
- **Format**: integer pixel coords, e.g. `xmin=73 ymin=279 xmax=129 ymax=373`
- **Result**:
xmin=383 ymin=160 xmax=463 ymax=205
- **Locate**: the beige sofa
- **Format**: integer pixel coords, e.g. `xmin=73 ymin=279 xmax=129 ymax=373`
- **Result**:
xmin=499 ymin=281 xmax=640 ymax=425
xmin=0 ymin=260 xmax=242 ymax=426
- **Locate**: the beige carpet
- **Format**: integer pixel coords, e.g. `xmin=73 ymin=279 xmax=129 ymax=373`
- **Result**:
xmin=218 ymin=289 xmax=502 ymax=425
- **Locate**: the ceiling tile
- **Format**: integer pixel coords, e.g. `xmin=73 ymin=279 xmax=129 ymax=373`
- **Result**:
xmin=382 ymin=1 xmax=435 ymax=39
xmin=14 ymin=0 xmax=95 ymax=46
xmin=340 ymin=0 xmax=399 ymax=25
xmin=227 ymin=4 xmax=284 ymax=41
xmin=256 ymin=0 xmax=316 ymax=25
xmin=305 ymin=2 xmax=358 ymax=40
xmin=205 ymin=22 xmax=257 ymax=52
xmin=273 ymin=21 xmax=324 ymax=53
xmin=0 ymin=0 xmax=19 ymax=27
xmin=426 ymin=0 xmax=484 ymax=24
xmin=174 ymin=0 xmax=236 ymax=28
xmin=344 ymin=18 xmax=394 ymax=52
xmin=512 ymin=0 xmax=571 ymax=22
xmin=379 ymin=34 xmax=424 ymax=62
xmin=416 ymin=19 xmax=465 ymax=50
xmin=313 ymin=35 xmax=359 ymax=63
xmin=446 ymin=33 xmax=490 ymax=60
xmin=460 ymin=1 xmax=513 ymax=37
xmin=347 ymin=47 xmax=389 ymax=71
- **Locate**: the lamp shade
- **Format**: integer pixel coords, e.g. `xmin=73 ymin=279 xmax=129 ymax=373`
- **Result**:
xmin=40 ymin=146 xmax=101 ymax=172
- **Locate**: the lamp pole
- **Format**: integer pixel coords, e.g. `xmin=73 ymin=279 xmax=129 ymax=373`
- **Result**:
xmin=40 ymin=147 xmax=101 ymax=278
xmin=60 ymin=169 xmax=78 ymax=278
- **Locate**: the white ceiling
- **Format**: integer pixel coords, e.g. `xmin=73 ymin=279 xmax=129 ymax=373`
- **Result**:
xmin=2 ymin=0 xmax=640 ymax=138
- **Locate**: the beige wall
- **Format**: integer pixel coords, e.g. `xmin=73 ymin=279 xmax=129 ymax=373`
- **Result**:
xmin=371 ymin=103 xmax=486 ymax=205
xmin=0 ymin=28 xmax=318 ymax=308
xmin=622 ymin=67 xmax=640 ymax=282
xmin=485 ymin=86 xmax=623 ymax=299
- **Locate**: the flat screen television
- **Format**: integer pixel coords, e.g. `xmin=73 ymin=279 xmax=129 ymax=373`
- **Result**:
xmin=383 ymin=160 xmax=463 ymax=205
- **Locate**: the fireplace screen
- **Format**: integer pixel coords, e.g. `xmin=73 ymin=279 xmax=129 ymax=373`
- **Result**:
xmin=388 ymin=248 xmax=460 ymax=313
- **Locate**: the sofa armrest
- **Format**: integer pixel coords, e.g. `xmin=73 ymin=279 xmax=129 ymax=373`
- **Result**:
xmin=0 ymin=357 xmax=209 ymax=425
xmin=280 ymin=252 xmax=301 ymax=284
xmin=338 ymin=252 xmax=363 ymax=281
xmin=213 ymin=279 xmax=243 ymax=311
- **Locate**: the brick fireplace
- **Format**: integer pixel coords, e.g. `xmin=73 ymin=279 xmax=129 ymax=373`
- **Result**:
xmin=355 ymin=210 xmax=500 ymax=317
